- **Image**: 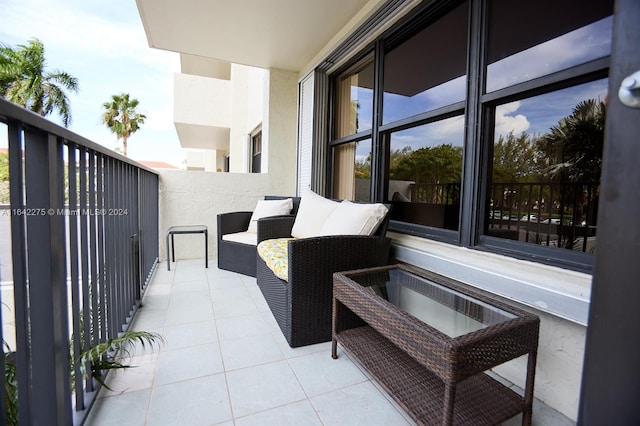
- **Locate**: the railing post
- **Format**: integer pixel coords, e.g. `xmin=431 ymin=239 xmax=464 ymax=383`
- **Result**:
xmin=23 ymin=130 xmax=72 ymax=424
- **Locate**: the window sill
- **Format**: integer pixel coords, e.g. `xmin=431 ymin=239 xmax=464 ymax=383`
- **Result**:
xmin=389 ymin=232 xmax=591 ymax=325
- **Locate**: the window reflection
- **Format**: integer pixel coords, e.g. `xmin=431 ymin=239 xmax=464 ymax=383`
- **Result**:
xmin=386 ymin=116 xmax=464 ymax=230
xmin=382 ymin=1 xmax=468 ymax=124
xmin=333 ymin=56 xmax=374 ymax=138
xmin=486 ymin=0 xmax=613 ymax=92
xmin=333 ymin=139 xmax=372 ymax=202
xmin=486 ymin=79 xmax=607 ymax=253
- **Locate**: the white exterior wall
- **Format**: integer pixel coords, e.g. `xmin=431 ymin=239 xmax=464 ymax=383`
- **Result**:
xmin=229 ymin=64 xmax=266 ymax=172
xmin=174 ymin=73 xmax=231 ymax=126
xmin=159 ymin=67 xmax=298 ymax=260
xmin=262 ymin=68 xmax=298 ymax=176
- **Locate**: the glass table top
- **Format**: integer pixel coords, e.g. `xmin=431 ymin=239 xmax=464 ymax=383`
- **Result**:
xmin=349 ymin=268 xmax=517 ymax=338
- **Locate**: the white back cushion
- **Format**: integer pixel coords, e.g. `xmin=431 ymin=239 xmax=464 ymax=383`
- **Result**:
xmin=319 ymin=200 xmax=388 ymax=236
xmin=291 ymin=189 xmax=340 ymax=238
xmin=247 ymin=198 xmax=293 ymax=233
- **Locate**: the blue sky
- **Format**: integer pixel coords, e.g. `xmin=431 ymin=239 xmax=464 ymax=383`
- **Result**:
xmin=0 ymin=0 xmax=184 ymax=166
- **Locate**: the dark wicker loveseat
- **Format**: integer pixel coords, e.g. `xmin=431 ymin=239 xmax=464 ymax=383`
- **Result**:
xmin=217 ymin=195 xmax=300 ymax=277
xmin=256 ymin=205 xmax=392 ymax=347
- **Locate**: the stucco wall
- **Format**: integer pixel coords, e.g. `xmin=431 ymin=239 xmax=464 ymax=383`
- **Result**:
xmin=158 ymin=67 xmax=299 ymax=261
xmin=158 ymin=170 xmax=295 ymax=261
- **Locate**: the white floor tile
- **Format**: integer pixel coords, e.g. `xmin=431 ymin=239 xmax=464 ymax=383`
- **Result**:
xmin=165 ymin=302 xmax=214 ymax=325
xmin=209 ymin=285 xmax=252 ymax=302
xmin=173 ymin=266 xmax=208 ymax=283
xmin=99 ymin=353 xmax=159 ymax=397
xmin=129 ymin=308 xmax=166 ymax=330
xmin=162 ymin=320 xmax=218 ymax=351
xmin=220 ymin=333 xmax=284 ymax=371
xmin=215 ymin=314 xmax=272 ymax=341
xmin=288 ymin=348 xmax=367 ymax=397
xmin=154 ymin=342 xmax=224 ymax=386
xmin=84 ymin=388 xmax=151 ymax=426
xmin=234 ymin=400 xmax=323 ymax=426
xmin=146 ymin=374 xmax=232 ymax=426
xmin=212 ymin=296 xmax=260 ymax=318
xmin=311 ymin=381 xmax=412 ymax=426
xmin=226 ymin=360 xmax=307 ymax=418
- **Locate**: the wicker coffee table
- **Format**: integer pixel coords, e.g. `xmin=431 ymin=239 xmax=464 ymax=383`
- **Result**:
xmin=332 ymin=264 xmax=540 ymax=426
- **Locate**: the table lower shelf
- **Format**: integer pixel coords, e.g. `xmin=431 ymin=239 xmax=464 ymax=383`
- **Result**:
xmin=336 ymin=325 xmax=526 ymax=426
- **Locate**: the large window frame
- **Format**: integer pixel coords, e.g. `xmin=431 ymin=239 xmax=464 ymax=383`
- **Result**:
xmin=327 ymin=0 xmax=611 ymax=273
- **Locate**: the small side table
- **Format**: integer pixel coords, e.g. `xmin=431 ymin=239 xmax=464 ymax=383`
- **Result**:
xmin=166 ymin=225 xmax=208 ymax=271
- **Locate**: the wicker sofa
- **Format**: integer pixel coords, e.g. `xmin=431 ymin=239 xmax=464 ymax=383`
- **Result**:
xmin=256 ymin=196 xmax=392 ymax=347
xmin=217 ymin=195 xmax=300 ymax=277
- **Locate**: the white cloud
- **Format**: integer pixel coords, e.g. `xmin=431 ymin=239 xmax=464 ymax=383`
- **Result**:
xmin=495 ymin=101 xmax=530 ymax=139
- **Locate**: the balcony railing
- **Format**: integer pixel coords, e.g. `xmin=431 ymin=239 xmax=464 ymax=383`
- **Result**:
xmin=0 ymin=98 xmax=159 ymax=424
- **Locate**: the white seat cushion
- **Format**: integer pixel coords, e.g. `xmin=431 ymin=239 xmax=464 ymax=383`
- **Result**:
xmin=222 ymin=231 xmax=257 ymax=246
xmin=291 ymin=189 xmax=340 ymax=238
xmin=319 ymin=200 xmax=388 ymax=236
xmin=247 ymin=198 xmax=293 ymax=233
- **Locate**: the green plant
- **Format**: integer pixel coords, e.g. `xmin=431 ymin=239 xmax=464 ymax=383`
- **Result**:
xmin=3 ymin=343 xmax=18 ymax=426
xmin=77 ymin=330 xmax=164 ymax=389
xmin=101 ymin=93 xmax=146 ymax=156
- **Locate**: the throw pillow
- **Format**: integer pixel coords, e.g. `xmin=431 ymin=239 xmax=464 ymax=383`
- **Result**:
xmin=291 ymin=188 xmax=340 ymax=238
xmin=247 ymin=198 xmax=293 ymax=233
xmin=319 ymin=200 xmax=388 ymax=236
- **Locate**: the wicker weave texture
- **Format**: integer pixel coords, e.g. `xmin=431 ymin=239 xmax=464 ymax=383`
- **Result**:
xmin=255 ymin=205 xmax=393 ymax=348
xmin=216 ymin=196 xmax=300 ymax=277
xmin=332 ymin=264 xmax=540 ymax=425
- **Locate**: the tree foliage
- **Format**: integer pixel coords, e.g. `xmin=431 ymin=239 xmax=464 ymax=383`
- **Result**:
xmin=0 ymin=152 xmax=8 ymax=181
xmin=391 ymin=144 xmax=463 ymax=185
xmin=536 ymin=99 xmax=605 ymax=182
xmin=101 ymin=93 xmax=146 ymax=156
xmin=0 ymin=39 xmax=79 ymax=127
xmin=492 ymin=131 xmax=540 ymax=183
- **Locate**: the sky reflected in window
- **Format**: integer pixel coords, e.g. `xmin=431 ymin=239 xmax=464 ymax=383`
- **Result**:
xmin=487 ymin=16 xmax=612 ymax=92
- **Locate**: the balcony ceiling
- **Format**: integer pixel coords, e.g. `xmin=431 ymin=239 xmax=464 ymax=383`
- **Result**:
xmin=136 ymin=0 xmax=372 ymax=72
xmin=175 ymin=123 xmax=230 ymax=150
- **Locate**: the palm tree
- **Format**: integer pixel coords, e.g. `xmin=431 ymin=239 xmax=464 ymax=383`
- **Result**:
xmin=0 ymin=38 xmax=79 ymax=127
xmin=101 ymin=93 xmax=146 ymax=156
xmin=537 ymin=99 xmax=606 ymax=182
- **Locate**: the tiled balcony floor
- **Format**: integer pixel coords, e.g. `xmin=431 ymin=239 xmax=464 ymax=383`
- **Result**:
xmin=85 ymin=259 xmax=574 ymax=426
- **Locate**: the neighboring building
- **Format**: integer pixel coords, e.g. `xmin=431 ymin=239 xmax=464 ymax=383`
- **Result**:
xmin=136 ymin=0 xmax=638 ymax=422
xmin=172 ymin=57 xmax=266 ymax=172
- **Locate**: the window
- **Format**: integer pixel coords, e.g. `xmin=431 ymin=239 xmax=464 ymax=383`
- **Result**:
xmin=485 ymin=0 xmax=612 ymax=92
xmin=382 ymin=1 xmax=468 ymax=124
xmin=386 ymin=117 xmax=464 ymax=231
xmin=331 ymin=54 xmax=375 ymax=201
xmin=251 ymin=131 xmax=262 ymax=173
xmin=333 ymin=55 xmax=374 ymax=138
xmin=327 ymin=0 xmax=613 ymax=271
xmin=485 ymin=81 xmax=607 ymax=256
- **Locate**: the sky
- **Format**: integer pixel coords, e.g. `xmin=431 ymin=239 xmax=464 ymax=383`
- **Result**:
xmin=0 ymin=0 xmax=185 ymax=166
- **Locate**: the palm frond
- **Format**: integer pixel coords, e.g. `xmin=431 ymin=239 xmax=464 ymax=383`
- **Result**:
xmin=78 ymin=330 xmax=164 ymax=390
